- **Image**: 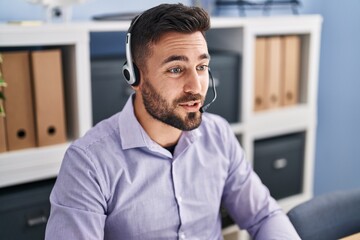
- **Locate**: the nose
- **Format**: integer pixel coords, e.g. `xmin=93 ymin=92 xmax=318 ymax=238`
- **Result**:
xmin=183 ymin=69 xmax=203 ymax=95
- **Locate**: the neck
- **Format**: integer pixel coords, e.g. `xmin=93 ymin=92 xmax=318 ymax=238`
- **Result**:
xmin=133 ymin=94 xmax=182 ymax=147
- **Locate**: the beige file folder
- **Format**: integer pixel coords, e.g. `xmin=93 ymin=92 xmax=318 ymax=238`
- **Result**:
xmin=1 ymin=51 xmax=36 ymax=150
xmin=254 ymin=37 xmax=267 ymax=111
xmin=31 ymin=49 xmax=67 ymax=147
xmin=266 ymin=36 xmax=283 ymax=109
xmin=281 ymin=35 xmax=301 ymax=106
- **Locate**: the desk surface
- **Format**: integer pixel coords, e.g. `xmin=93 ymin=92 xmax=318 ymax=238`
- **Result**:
xmin=340 ymin=232 xmax=360 ymax=240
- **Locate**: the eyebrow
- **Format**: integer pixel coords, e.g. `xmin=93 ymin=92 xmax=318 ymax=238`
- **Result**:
xmin=161 ymin=53 xmax=210 ymax=66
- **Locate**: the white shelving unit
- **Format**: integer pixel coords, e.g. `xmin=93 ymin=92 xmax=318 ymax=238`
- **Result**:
xmin=0 ymin=24 xmax=92 ymax=187
xmin=0 ymin=15 xmax=322 ymax=239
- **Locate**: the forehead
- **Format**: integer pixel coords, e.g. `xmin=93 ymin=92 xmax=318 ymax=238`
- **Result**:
xmin=151 ymin=31 xmax=208 ymax=56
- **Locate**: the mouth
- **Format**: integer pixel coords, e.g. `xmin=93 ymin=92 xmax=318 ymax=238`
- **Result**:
xmin=178 ymin=100 xmax=202 ymax=112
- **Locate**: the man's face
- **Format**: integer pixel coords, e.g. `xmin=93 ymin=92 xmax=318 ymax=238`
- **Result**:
xmin=139 ymin=31 xmax=210 ymax=131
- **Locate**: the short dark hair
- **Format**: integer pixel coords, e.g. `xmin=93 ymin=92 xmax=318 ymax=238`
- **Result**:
xmin=129 ymin=3 xmax=210 ymax=71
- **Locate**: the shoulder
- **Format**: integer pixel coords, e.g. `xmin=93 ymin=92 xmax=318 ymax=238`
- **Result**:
xmin=197 ymin=113 xmax=239 ymax=153
xmin=200 ymin=112 xmax=233 ymax=137
xmin=199 ymin=112 xmax=244 ymax=157
xmin=71 ymin=113 xmax=121 ymax=153
xmin=61 ymin=113 xmax=124 ymax=200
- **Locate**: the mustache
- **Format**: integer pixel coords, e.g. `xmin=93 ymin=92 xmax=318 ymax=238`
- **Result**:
xmin=174 ymin=93 xmax=203 ymax=104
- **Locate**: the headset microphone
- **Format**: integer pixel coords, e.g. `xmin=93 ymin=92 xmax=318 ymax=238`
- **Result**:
xmin=200 ymin=69 xmax=217 ymax=113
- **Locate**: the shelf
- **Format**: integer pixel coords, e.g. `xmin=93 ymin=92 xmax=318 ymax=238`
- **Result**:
xmin=0 ymin=15 xmax=322 ymax=239
xmin=249 ymin=104 xmax=315 ymax=139
xmin=0 ymin=27 xmax=92 ymax=137
xmin=0 ymin=143 xmax=68 ymax=187
xmin=0 ymin=24 xmax=93 ymax=188
xmin=0 ymin=24 xmax=87 ymax=46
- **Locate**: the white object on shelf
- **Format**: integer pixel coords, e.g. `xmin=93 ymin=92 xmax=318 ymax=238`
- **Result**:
xmin=26 ymin=0 xmax=86 ymax=22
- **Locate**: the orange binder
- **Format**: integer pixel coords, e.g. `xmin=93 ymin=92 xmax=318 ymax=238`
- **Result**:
xmin=281 ymin=35 xmax=301 ymax=106
xmin=254 ymin=37 xmax=267 ymax=111
xmin=1 ymin=51 xmax=37 ymax=150
xmin=0 ymin=116 xmax=7 ymax=152
xmin=31 ymin=49 xmax=67 ymax=147
xmin=265 ymin=36 xmax=282 ymax=109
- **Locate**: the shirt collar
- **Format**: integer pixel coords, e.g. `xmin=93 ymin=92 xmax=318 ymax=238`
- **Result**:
xmin=118 ymin=95 xmax=148 ymax=150
xmin=118 ymin=95 xmax=202 ymax=151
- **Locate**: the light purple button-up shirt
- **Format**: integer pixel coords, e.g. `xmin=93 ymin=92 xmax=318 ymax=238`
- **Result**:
xmin=45 ymin=96 xmax=300 ymax=240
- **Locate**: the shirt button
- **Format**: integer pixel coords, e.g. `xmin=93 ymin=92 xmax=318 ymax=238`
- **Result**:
xmin=179 ymin=232 xmax=186 ymax=239
xmin=178 ymin=196 xmax=183 ymax=202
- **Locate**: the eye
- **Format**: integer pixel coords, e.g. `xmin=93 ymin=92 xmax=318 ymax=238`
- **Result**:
xmin=196 ymin=65 xmax=209 ymax=71
xmin=168 ymin=67 xmax=182 ymax=74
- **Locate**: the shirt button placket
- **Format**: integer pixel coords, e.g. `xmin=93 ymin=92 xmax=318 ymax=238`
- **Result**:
xmin=172 ymin=161 xmax=186 ymax=240
xmin=179 ymin=231 xmax=186 ymax=240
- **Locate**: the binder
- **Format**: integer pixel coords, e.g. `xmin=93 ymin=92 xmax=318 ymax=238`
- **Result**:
xmin=281 ymin=35 xmax=301 ymax=106
xmin=31 ymin=49 xmax=67 ymax=147
xmin=254 ymin=37 xmax=267 ymax=111
xmin=265 ymin=36 xmax=282 ymax=109
xmin=1 ymin=52 xmax=37 ymax=150
xmin=0 ymin=116 xmax=7 ymax=152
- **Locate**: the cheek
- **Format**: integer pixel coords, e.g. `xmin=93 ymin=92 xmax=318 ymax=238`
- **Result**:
xmin=202 ymin=79 xmax=209 ymax=95
xmin=160 ymin=78 xmax=182 ymax=92
xmin=156 ymin=81 xmax=179 ymax=101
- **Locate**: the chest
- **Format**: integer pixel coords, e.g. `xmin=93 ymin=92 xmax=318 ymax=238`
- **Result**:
xmin=104 ymin=147 xmax=228 ymax=239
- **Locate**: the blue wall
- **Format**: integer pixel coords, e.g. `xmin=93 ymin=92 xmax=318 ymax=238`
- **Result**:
xmin=300 ymin=0 xmax=360 ymax=195
xmin=1 ymin=0 xmax=359 ymax=196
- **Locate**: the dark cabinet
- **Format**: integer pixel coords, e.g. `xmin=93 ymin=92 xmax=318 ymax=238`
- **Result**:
xmin=0 ymin=178 xmax=55 ymax=240
xmin=254 ymin=132 xmax=305 ymax=200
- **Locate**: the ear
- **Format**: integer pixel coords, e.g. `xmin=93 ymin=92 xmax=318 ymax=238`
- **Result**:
xmin=131 ymin=67 xmax=145 ymax=91
xmin=131 ymin=63 xmax=141 ymax=86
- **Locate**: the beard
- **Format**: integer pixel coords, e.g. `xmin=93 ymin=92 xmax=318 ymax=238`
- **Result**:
xmin=141 ymin=79 xmax=203 ymax=131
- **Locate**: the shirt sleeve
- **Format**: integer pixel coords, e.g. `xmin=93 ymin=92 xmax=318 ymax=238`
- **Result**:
xmin=45 ymin=145 xmax=107 ymax=240
xmin=221 ymin=127 xmax=300 ymax=240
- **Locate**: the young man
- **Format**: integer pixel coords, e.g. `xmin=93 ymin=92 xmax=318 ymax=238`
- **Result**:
xmin=45 ymin=3 xmax=300 ymax=239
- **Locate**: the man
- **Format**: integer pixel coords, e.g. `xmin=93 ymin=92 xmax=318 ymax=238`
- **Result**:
xmin=45 ymin=3 xmax=300 ymax=240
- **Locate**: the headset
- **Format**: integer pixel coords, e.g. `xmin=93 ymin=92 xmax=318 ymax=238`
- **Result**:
xmin=122 ymin=14 xmax=142 ymax=86
xmin=122 ymin=13 xmax=217 ymax=112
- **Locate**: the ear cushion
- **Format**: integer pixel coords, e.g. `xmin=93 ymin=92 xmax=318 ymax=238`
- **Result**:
xmin=122 ymin=61 xmax=141 ymax=86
